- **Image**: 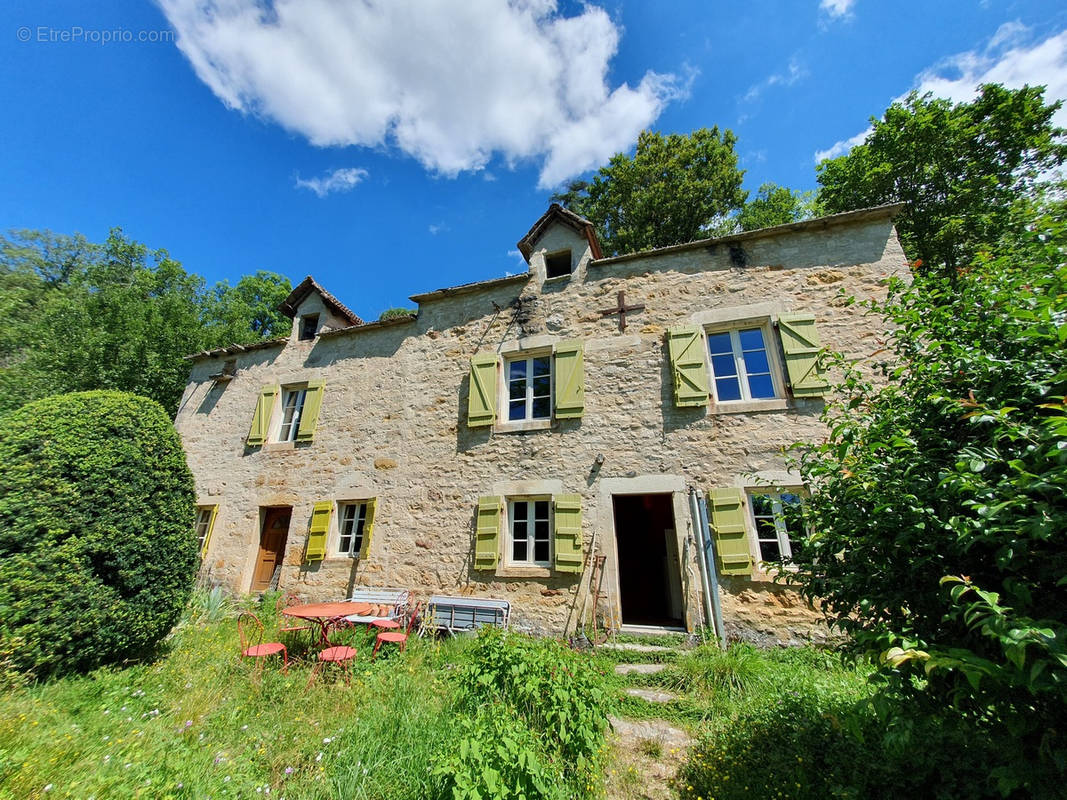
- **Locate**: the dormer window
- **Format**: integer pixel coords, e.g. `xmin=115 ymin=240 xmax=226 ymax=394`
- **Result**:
xmin=545 ymin=250 xmax=572 ymax=279
xmin=299 ymin=314 xmax=320 ymax=340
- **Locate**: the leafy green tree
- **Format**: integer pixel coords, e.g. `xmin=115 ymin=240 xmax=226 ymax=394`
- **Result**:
xmin=552 ymin=128 xmax=747 ymax=256
xmin=0 ymin=229 xmax=292 ymax=416
xmin=816 ymin=84 xmax=1066 ymax=274
xmin=205 ymin=271 xmax=292 ymax=343
xmin=736 ymin=182 xmax=821 ymax=231
xmin=0 ymin=391 xmax=198 ymax=678
xmin=785 ymin=198 xmax=1067 ymax=791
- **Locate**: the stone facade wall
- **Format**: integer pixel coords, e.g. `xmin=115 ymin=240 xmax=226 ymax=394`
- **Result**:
xmin=174 ymin=211 xmax=908 ymax=643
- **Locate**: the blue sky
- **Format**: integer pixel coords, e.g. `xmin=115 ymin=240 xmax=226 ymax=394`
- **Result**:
xmin=2 ymin=0 xmax=1066 ymax=320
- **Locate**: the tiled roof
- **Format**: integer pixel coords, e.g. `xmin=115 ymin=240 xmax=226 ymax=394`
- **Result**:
xmin=278 ymin=275 xmax=364 ymax=326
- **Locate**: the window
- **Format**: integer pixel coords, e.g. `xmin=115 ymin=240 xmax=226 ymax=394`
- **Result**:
xmin=194 ymin=505 xmax=217 ymax=556
xmin=277 ymin=387 xmax=307 ymax=442
xmin=506 ymin=355 xmax=552 ymax=422
xmin=706 ymin=327 xmax=777 ymax=402
xmin=508 ymin=498 xmax=551 ymax=565
xmin=299 ymin=314 xmax=319 ymax=340
xmin=545 ymin=250 xmax=572 ymax=279
xmin=338 ymin=502 xmax=369 ymax=557
xmin=748 ymin=491 xmax=804 ymax=562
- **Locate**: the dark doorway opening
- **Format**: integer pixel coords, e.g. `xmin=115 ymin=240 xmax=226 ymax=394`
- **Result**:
xmin=612 ymin=494 xmax=683 ymax=627
xmin=252 ymin=507 xmax=291 ymax=592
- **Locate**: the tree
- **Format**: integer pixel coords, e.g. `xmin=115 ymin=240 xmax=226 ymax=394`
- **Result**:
xmin=0 ymin=391 xmax=198 ymax=677
xmin=0 ymin=229 xmax=292 ymax=417
xmin=736 ymin=182 xmax=821 ymax=231
xmin=785 ymin=197 xmax=1067 ymax=790
xmin=816 ymin=84 xmax=1066 ymax=274
xmin=552 ymin=128 xmax=747 ymax=256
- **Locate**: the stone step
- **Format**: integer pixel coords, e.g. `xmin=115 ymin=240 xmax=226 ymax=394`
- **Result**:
xmin=600 ymin=642 xmax=674 ymax=653
xmin=624 ymin=687 xmax=678 ymax=703
xmin=614 ymin=662 xmax=668 ymax=676
xmin=608 ymin=715 xmax=692 ymax=748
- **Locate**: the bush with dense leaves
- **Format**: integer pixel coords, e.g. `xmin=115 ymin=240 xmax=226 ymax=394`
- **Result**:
xmin=674 ymin=688 xmax=1050 ymax=800
xmin=0 ymin=391 xmax=198 ymax=677
xmin=433 ymin=628 xmax=611 ymax=799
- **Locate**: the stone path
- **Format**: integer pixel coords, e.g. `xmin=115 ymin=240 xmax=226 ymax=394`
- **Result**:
xmin=614 ymin=662 xmax=667 ymax=676
xmin=624 ymin=687 xmax=678 ymax=703
xmin=601 ymin=642 xmax=673 ymax=653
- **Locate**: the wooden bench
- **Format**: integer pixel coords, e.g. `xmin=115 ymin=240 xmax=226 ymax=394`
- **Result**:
xmin=342 ymin=587 xmax=410 ymax=625
xmin=425 ymin=595 xmax=510 ymax=635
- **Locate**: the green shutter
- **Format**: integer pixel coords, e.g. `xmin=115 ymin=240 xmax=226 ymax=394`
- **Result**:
xmin=553 ymin=494 xmax=583 ymax=573
xmin=359 ymin=498 xmax=376 ymax=560
xmin=553 ymin=340 xmax=585 ymax=419
xmin=778 ymin=313 xmax=829 ymax=397
xmin=201 ymin=505 xmax=219 ymax=558
xmin=474 ymin=496 xmax=501 ymax=570
xmin=468 ymin=354 xmax=499 ymax=428
xmin=246 ymin=385 xmax=278 ymax=446
xmin=709 ymin=488 xmax=752 ymax=576
xmin=305 ymin=501 xmax=332 ymax=562
xmin=295 ymin=380 xmax=325 ymax=442
xmin=666 ymin=326 xmax=710 ymax=407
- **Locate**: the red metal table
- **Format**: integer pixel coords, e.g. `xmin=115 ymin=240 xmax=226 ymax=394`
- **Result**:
xmin=281 ymin=601 xmax=373 ymax=646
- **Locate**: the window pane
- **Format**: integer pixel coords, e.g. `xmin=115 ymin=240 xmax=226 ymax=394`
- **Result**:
xmin=738 ymin=328 xmax=766 ymax=350
xmin=748 ymin=373 xmax=776 ymax=399
xmin=533 ymin=357 xmax=551 ymax=376
xmin=742 ymin=348 xmax=769 ymax=375
xmin=534 ymin=540 xmax=549 ymax=562
xmin=513 ymin=540 xmax=527 ymax=561
xmin=707 ymin=332 xmax=733 ymax=355
xmin=758 ymin=538 xmax=782 ymax=561
xmin=715 ymin=377 xmax=742 ymax=401
xmin=512 ymin=502 xmax=528 ymax=521
xmin=509 ymin=379 xmax=525 ymax=400
xmin=750 ymin=494 xmax=774 ymax=515
xmin=532 ymin=397 xmax=551 ymax=419
xmin=509 ymin=360 xmax=527 ymax=379
xmin=534 ymin=500 xmax=549 ymax=519
xmin=532 ymin=375 xmax=550 ymax=397
xmin=711 ymin=354 xmax=737 ymax=378
xmin=509 ymin=400 xmax=525 ymax=421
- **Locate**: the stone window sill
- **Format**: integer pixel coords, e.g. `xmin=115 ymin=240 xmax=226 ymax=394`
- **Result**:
xmin=261 ymin=441 xmax=296 ymax=453
xmin=710 ymin=398 xmax=789 ymax=415
xmin=543 ymin=274 xmax=572 ymax=284
xmin=494 ymin=418 xmax=553 ymax=434
xmin=496 ymin=565 xmax=553 ymax=579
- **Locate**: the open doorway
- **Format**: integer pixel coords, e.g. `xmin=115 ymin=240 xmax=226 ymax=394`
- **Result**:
xmin=251 ymin=506 xmax=291 ymax=592
xmin=612 ymin=493 xmax=683 ymax=627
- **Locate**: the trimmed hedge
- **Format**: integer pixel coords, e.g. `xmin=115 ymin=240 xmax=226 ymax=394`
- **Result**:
xmin=0 ymin=391 xmax=198 ymax=677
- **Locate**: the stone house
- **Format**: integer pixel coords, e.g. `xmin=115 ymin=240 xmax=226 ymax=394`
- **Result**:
xmin=175 ymin=203 xmax=908 ymax=641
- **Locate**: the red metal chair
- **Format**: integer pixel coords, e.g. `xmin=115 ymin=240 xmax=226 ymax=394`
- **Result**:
xmin=372 ymin=602 xmax=422 ymax=660
xmin=238 ymin=612 xmax=288 ymax=674
xmin=276 ymin=592 xmax=315 ymax=645
xmin=306 ymin=645 xmax=358 ymax=688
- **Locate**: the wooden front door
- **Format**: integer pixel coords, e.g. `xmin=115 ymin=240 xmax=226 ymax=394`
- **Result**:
xmin=252 ymin=507 xmax=291 ymax=591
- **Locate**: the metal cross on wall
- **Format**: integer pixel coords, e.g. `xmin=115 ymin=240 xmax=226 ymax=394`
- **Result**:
xmin=600 ymin=290 xmax=645 ymax=331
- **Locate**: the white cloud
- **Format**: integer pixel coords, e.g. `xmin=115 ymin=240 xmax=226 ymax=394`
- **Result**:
xmin=820 ymin=0 xmax=856 ymax=20
xmin=158 ymin=0 xmax=677 ymax=189
xmin=743 ymin=56 xmax=808 ymax=104
xmin=813 ymin=24 xmax=1067 ymax=162
xmin=294 ymin=167 xmax=369 ymax=197
xmin=428 ymin=222 xmax=449 ymax=235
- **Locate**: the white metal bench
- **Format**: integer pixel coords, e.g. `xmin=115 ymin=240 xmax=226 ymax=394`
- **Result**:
xmin=342 ymin=587 xmax=410 ymax=625
xmin=425 ymin=595 xmax=510 ymax=635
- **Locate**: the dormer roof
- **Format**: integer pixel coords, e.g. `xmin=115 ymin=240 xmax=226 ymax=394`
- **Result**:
xmin=516 ymin=203 xmax=602 ymax=263
xmin=278 ymin=275 xmax=364 ymax=326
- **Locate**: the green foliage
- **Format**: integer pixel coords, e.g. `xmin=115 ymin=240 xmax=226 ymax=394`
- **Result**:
xmin=659 ymin=643 xmax=767 ymax=696
xmin=552 ymin=128 xmax=747 ymax=256
xmin=0 ymin=391 xmax=198 ymax=678
xmin=674 ymin=689 xmax=1030 ymax=800
xmin=0 ymin=229 xmax=292 ymax=416
xmin=378 ymin=307 xmax=416 ymax=321
xmin=816 ymin=83 xmax=1066 ymax=273
xmin=736 ymin=182 xmax=821 ymax=231
xmin=785 ymin=201 xmax=1067 ymax=786
xmin=436 ymin=628 xmax=611 ymax=798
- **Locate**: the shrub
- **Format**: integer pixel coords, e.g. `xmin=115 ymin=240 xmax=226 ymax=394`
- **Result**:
xmin=661 ymin=642 xmax=766 ymax=695
xmin=0 ymin=390 xmax=198 ymax=677
xmin=378 ymin=307 xmax=416 ymax=321
xmin=436 ymin=628 xmax=611 ymax=798
xmin=674 ymin=690 xmax=1027 ymax=800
